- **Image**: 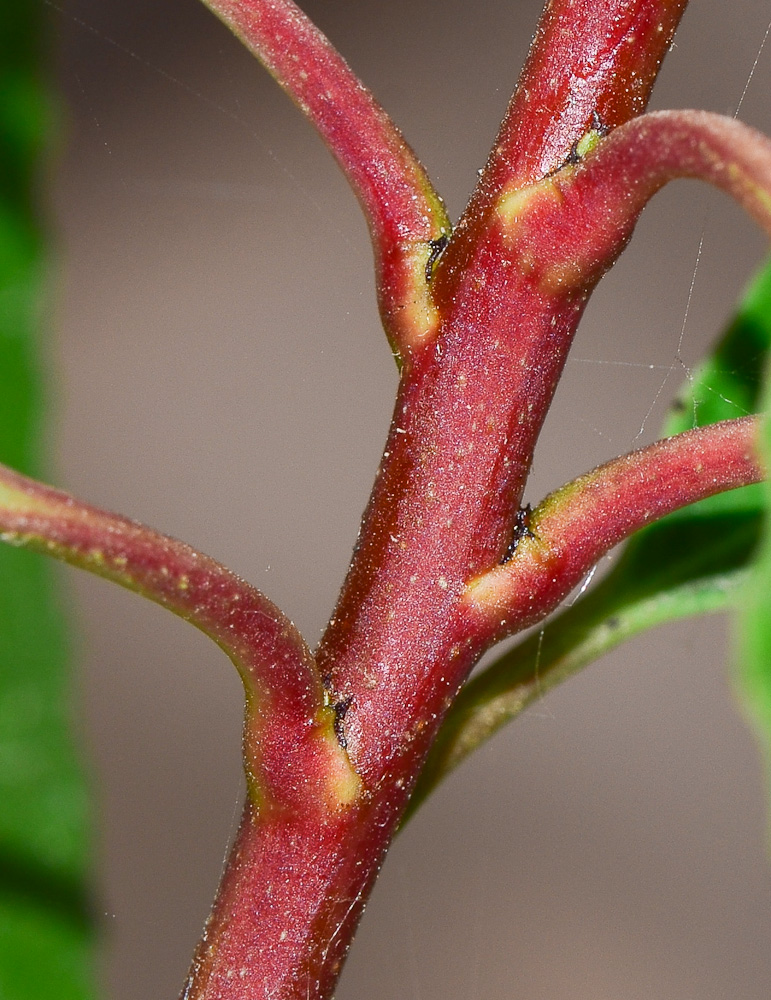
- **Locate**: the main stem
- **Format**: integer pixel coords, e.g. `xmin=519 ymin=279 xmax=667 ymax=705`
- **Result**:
xmin=182 ymin=2 xmax=687 ymax=997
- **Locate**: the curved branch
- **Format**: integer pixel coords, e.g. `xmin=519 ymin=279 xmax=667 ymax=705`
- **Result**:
xmin=199 ymin=0 xmax=449 ymax=357
xmin=548 ymin=110 xmax=771 ymax=285
xmin=0 ymin=464 xmax=360 ymax=814
xmin=434 ymin=0 xmax=687 ymax=297
xmin=464 ymin=416 xmax=762 ymax=639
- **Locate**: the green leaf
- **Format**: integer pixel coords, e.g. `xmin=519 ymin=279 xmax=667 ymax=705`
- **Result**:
xmin=737 ymin=355 xmax=771 ymax=844
xmin=410 ymin=256 xmax=771 ymax=817
xmin=0 ymin=3 xmax=96 ymax=995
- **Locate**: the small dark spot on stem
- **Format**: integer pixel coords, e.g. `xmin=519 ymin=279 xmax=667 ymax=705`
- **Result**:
xmin=564 ymin=142 xmax=583 ymax=167
xmin=547 ymin=111 xmax=610 ymax=175
xmin=425 ymin=234 xmax=450 ymax=283
xmin=500 ymin=504 xmax=535 ymax=564
xmin=546 ymin=146 xmax=578 ymax=177
xmin=333 ymin=696 xmax=354 ymax=749
xmin=606 ymin=616 xmax=620 ymax=630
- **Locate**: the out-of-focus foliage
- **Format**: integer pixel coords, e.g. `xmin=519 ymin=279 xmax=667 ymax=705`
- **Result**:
xmin=738 ymin=271 xmax=771 ymax=844
xmin=0 ymin=3 xmax=95 ymax=996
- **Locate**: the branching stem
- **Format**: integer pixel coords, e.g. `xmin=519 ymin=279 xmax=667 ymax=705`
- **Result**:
xmin=0 ymin=465 xmax=359 ymax=815
xmin=10 ymin=0 xmax=771 ymax=997
xmin=465 ymin=416 xmax=763 ymax=640
xmin=199 ymin=0 xmax=450 ymax=356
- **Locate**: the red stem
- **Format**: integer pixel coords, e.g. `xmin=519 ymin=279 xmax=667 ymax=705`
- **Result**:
xmin=433 ymin=0 xmax=688 ymax=300
xmin=0 ymin=465 xmax=358 ymax=815
xmin=199 ymin=0 xmax=449 ymax=355
xmin=320 ymin=0 xmax=692 ymax=779
xmin=199 ymin=0 xmax=442 ymax=241
xmin=4 ymin=0 xmax=767 ymax=994
xmin=176 ymin=2 xmax=703 ymax=996
xmin=563 ymin=109 xmax=771 ymax=251
xmin=180 ymin=800 xmax=385 ymax=1000
xmin=464 ymin=416 xmax=763 ymax=639
xmin=488 ymin=0 xmax=688 ymax=187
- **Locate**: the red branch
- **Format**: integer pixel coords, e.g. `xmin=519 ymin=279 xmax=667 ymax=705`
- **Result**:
xmin=561 ymin=110 xmax=771 ymax=255
xmin=199 ymin=0 xmax=449 ymax=356
xmin=318 ymin=1 xmax=697 ymax=792
xmin=464 ymin=417 xmax=763 ymax=639
xmin=434 ymin=0 xmax=688 ymax=298
xmin=0 ymin=465 xmax=359 ymax=815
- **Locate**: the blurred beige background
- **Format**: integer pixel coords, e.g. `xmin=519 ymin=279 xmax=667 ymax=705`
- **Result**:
xmin=49 ymin=0 xmax=771 ymax=996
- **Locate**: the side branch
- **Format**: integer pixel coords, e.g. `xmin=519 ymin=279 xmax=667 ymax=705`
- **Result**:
xmin=562 ymin=110 xmax=771 ymax=271
xmin=433 ymin=112 xmax=771 ymax=348
xmin=200 ymin=0 xmax=449 ymax=356
xmin=437 ymin=0 xmax=687 ymax=287
xmin=464 ymin=417 xmax=762 ymax=639
xmin=0 ymin=464 xmax=359 ymax=814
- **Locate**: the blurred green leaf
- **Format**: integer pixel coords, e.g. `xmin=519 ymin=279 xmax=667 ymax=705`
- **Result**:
xmin=0 ymin=2 xmax=96 ymax=995
xmin=737 ymin=352 xmax=771 ymax=843
xmin=411 ymin=257 xmax=771 ymax=816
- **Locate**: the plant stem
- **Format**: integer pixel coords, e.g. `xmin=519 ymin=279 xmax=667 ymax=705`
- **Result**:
xmin=199 ymin=0 xmax=449 ymax=356
xmin=201 ymin=1 xmax=696 ymax=995
xmin=319 ymin=0 xmax=691 ymax=780
xmin=464 ymin=416 xmax=762 ymax=640
xmin=0 ymin=465 xmax=358 ymax=814
xmin=183 ymin=0 xmax=699 ymax=994
xmin=433 ymin=0 xmax=688 ymax=299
